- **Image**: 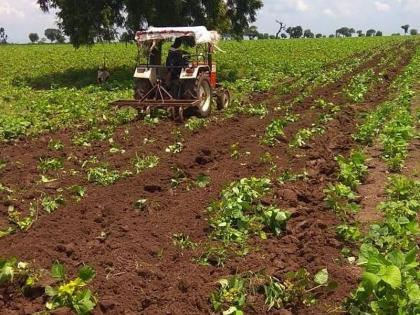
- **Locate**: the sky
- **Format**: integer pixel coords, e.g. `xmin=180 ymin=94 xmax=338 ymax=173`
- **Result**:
xmin=0 ymin=0 xmax=419 ymax=43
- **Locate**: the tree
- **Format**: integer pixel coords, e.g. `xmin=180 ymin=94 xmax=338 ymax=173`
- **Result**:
xmin=401 ymin=24 xmax=410 ymax=35
xmin=120 ymin=31 xmax=135 ymax=45
xmin=357 ymin=30 xmax=364 ymax=37
xmin=376 ymin=31 xmax=383 ymax=36
xmin=366 ymin=29 xmax=376 ymax=37
xmin=316 ymin=33 xmax=322 ymax=38
xmin=244 ymin=25 xmax=259 ymax=39
xmin=275 ymin=20 xmax=286 ymax=39
xmin=286 ymin=26 xmax=303 ymax=39
xmin=0 ymin=27 xmax=8 ymax=44
xmin=37 ymin=0 xmax=263 ymax=47
xmin=280 ymin=33 xmax=287 ymax=39
xmin=336 ymin=27 xmax=355 ymax=37
xmin=56 ymin=33 xmax=66 ymax=43
xmin=29 ymin=33 xmax=39 ymax=43
xmin=303 ymin=29 xmax=314 ymax=38
xmin=410 ymin=29 xmax=418 ymax=36
xmin=44 ymin=28 xmax=62 ymax=42
xmin=328 ymin=34 xmax=335 ymax=38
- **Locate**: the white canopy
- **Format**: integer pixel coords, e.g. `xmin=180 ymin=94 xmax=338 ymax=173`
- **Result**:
xmin=135 ymin=26 xmax=220 ymax=44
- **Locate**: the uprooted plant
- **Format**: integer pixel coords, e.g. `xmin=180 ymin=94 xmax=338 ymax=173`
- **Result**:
xmin=211 ymin=268 xmax=333 ymax=314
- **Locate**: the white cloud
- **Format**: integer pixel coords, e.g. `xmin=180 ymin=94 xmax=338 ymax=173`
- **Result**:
xmin=295 ymin=0 xmax=310 ymax=12
xmin=0 ymin=2 xmax=25 ymax=18
xmin=323 ymin=8 xmax=336 ymax=17
xmin=374 ymin=1 xmax=391 ymax=11
xmin=396 ymin=0 xmax=420 ymax=9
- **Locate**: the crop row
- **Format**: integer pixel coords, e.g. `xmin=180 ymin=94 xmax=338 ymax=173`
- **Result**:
xmin=324 ymin=46 xmax=420 ymax=314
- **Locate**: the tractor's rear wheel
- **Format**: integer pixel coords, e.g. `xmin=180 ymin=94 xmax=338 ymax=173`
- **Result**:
xmin=183 ymin=74 xmax=212 ymax=118
xmin=197 ymin=75 xmax=212 ymax=117
xmin=134 ymin=79 xmax=151 ymax=100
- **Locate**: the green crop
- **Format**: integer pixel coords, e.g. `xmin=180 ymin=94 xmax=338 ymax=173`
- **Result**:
xmin=324 ymin=183 xmax=360 ymax=219
xmin=208 ymin=177 xmax=290 ymax=245
xmin=172 ymin=233 xmax=197 ymax=250
xmin=195 ymin=174 xmax=211 ymax=188
xmin=170 ymin=167 xmax=190 ymax=189
xmin=38 ymin=157 xmax=64 ymax=173
xmin=184 ymin=117 xmax=207 ymax=131
xmin=277 ymin=169 xmax=308 ymax=184
xmin=48 ymin=139 xmax=64 ymax=151
xmin=289 ymin=100 xmax=340 ymax=148
xmin=73 ymin=127 xmax=114 ymax=146
xmin=0 ymin=183 xmax=13 ymax=194
xmin=133 ymin=154 xmax=159 ymax=173
xmin=87 ymin=166 xmax=120 ymax=186
xmin=211 ymin=275 xmax=247 ymax=315
xmin=336 ymin=150 xmax=368 ymax=190
xmin=230 ymin=143 xmax=241 ymax=159
xmin=211 ymin=269 xmax=332 ymax=314
xmin=68 ymin=185 xmax=87 ymax=201
xmin=0 ymin=160 xmax=6 ymax=171
xmin=344 ymin=69 xmax=376 ymax=102
xmin=165 ymin=131 xmax=184 ymax=154
xmin=347 ymin=245 xmax=419 ymax=315
xmin=0 ymin=37 xmax=403 ymax=140
xmin=347 ymin=173 xmax=420 ymax=314
xmin=262 ymin=119 xmax=287 ymax=146
xmin=230 ymin=102 xmax=268 ymax=118
xmin=45 ymin=262 xmax=97 ymax=315
xmin=42 ymin=194 xmax=65 ymax=214
xmin=337 ymin=223 xmax=362 ymax=242
xmin=8 ymin=205 xmax=36 ymax=231
xmin=0 ymin=258 xmax=36 ymax=288
xmin=263 ymin=269 xmax=331 ymax=309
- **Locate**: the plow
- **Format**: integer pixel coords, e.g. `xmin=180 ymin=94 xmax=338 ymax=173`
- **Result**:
xmin=111 ymin=26 xmax=230 ymax=121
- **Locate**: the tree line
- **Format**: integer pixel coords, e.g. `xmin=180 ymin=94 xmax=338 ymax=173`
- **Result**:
xmin=0 ymin=20 xmax=419 ymax=44
xmin=28 ymin=29 xmax=65 ymax=43
xmin=244 ymin=23 xmax=419 ymax=40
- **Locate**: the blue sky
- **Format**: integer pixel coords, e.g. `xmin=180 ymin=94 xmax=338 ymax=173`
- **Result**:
xmin=1 ymin=0 xmax=419 ymax=43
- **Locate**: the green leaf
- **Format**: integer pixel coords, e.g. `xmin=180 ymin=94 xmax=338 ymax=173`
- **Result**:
xmin=0 ymin=227 xmax=14 ymax=238
xmin=51 ymin=262 xmax=65 ymax=280
xmin=78 ymin=265 xmax=96 ymax=282
xmin=196 ymin=174 xmax=211 ymax=188
xmin=223 ymin=306 xmax=243 ymax=315
xmin=407 ymin=283 xmax=420 ymax=302
xmin=0 ymin=263 xmax=14 ymax=285
xmin=380 ymin=265 xmax=401 ymax=289
xmin=362 ymin=272 xmax=381 ymax=287
xmin=314 ymin=268 xmax=329 ymax=285
xmin=45 ymin=285 xmax=57 ymax=297
xmin=72 ymin=288 xmax=96 ymax=314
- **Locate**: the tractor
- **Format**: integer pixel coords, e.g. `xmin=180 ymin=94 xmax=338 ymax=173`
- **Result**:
xmin=111 ymin=26 xmax=230 ymax=121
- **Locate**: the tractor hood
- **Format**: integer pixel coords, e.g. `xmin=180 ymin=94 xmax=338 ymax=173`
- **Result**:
xmin=135 ymin=26 xmax=220 ymax=44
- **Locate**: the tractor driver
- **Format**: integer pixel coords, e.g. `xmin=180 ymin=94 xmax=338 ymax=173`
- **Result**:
xmin=165 ymin=37 xmax=190 ymax=93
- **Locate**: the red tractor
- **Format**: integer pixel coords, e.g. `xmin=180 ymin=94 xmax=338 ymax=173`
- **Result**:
xmin=111 ymin=26 xmax=230 ymax=121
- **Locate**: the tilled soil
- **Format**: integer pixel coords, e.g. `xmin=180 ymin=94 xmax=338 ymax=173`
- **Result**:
xmin=0 ymin=41 xmax=417 ymax=315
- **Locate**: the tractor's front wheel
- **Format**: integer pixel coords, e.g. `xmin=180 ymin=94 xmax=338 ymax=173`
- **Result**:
xmin=216 ymin=89 xmax=231 ymax=110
